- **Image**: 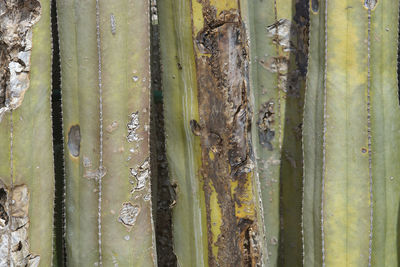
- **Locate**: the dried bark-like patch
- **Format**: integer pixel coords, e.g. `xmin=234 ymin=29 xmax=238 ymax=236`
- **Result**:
xmin=0 ymin=0 xmax=41 ymax=121
xmin=193 ymin=2 xmax=261 ymax=266
xmin=0 ymin=180 xmax=40 ymax=266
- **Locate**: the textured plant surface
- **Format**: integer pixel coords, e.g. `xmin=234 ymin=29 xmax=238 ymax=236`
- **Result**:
xmin=303 ymin=0 xmax=400 ymax=266
xmin=247 ymin=0 xmax=308 ymax=265
xmin=1 ymin=0 xmax=400 ymax=266
xmin=158 ymin=0 xmax=210 ymax=265
xmin=57 ymin=0 xmax=156 ymax=266
xmin=0 ymin=0 xmax=54 ymax=266
xmin=160 ymin=0 xmax=268 ymax=265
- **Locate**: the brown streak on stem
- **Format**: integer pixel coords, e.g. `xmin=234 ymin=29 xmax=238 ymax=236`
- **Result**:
xmin=192 ymin=2 xmax=261 ymax=266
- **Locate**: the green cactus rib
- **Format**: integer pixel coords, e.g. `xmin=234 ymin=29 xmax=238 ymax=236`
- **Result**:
xmin=370 ymin=1 xmax=400 ymax=265
xmin=247 ymin=0 xmax=308 ymax=265
xmin=57 ymin=0 xmax=156 ymax=266
xmin=0 ymin=0 xmax=54 ymax=265
xmin=303 ymin=0 xmax=400 ymax=266
xmin=158 ymin=0 xmax=208 ymax=265
xmin=246 ymin=0 xmax=282 ymax=264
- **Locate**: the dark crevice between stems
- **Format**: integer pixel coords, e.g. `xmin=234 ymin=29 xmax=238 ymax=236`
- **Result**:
xmin=51 ymin=0 xmax=66 ymax=266
xmin=278 ymin=0 xmax=309 ymax=265
xmin=149 ymin=1 xmax=177 ymax=266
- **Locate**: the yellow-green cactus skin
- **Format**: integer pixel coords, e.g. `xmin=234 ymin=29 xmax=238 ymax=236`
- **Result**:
xmin=303 ymin=0 xmax=400 ymax=266
xmin=0 ymin=0 xmax=54 ymax=266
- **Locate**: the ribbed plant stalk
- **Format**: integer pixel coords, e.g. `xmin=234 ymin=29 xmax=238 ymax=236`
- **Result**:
xmin=160 ymin=0 xmax=266 ymax=265
xmin=158 ymin=0 xmax=208 ymax=265
xmin=303 ymin=0 xmax=400 ymax=266
xmin=57 ymin=0 xmax=156 ymax=265
xmin=0 ymin=0 xmax=54 ymax=266
xmin=247 ymin=0 xmax=308 ymax=265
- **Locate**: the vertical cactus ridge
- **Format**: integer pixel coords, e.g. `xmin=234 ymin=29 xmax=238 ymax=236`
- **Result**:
xmin=158 ymin=0 xmax=208 ymax=265
xmin=370 ymin=0 xmax=400 ymax=265
xmin=248 ymin=0 xmax=308 ymax=265
xmin=247 ymin=0 xmax=281 ymax=264
xmin=304 ymin=0 xmax=400 ymax=266
xmin=99 ymin=0 xmax=156 ymax=265
xmin=58 ymin=0 xmax=156 ymax=265
xmin=302 ymin=0 xmax=325 ymax=265
xmin=57 ymin=0 xmax=100 ymax=264
xmin=0 ymin=0 xmax=54 ymax=265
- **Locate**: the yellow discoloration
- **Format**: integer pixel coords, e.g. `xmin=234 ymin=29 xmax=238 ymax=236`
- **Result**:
xmin=209 ymin=181 xmax=222 ymax=259
xmin=232 ymin=173 xmax=256 ymax=220
xmin=209 ymin=0 xmax=238 ymax=12
xmin=191 ymin=0 xmax=261 ymax=264
xmin=324 ymin=0 xmax=370 ymax=265
xmin=208 ymin=150 xmax=214 ymax=161
xmin=192 ymin=0 xmax=204 ymax=34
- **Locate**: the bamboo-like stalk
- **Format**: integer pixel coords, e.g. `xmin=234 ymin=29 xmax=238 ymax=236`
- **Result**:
xmin=57 ymin=0 xmax=156 ymax=265
xmin=0 ymin=0 xmax=54 ymax=265
xmin=303 ymin=0 xmax=400 ymax=266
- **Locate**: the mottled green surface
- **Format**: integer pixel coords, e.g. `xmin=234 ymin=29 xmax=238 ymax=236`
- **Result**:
xmin=57 ymin=0 xmax=156 ymax=265
xmin=0 ymin=0 xmax=54 ymax=265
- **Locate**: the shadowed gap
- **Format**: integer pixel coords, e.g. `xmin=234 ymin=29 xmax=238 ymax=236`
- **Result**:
xmin=149 ymin=1 xmax=177 ymax=266
xmin=51 ymin=0 xmax=66 ymax=266
xmin=278 ymin=0 xmax=309 ymax=265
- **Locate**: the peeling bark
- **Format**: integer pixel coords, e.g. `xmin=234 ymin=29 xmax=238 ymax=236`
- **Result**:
xmin=192 ymin=2 xmax=261 ymax=266
xmin=0 ymin=0 xmax=41 ymax=121
xmin=0 ymin=180 xmax=40 ymax=266
xmin=257 ymin=101 xmax=275 ymax=151
xmin=118 ymin=202 xmax=140 ymax=231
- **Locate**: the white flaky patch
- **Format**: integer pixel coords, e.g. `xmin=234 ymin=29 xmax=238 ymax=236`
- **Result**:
xmin=0 ymin=181 xmax=40 ymax=266
xmin=130 ymin=159 xmax=150 ymax=192
xmin=0 ymin=0 xmax=41 ymax=122
xmin=126 ymin=112 xmax=141 ymax=143
xmin=118 ymin=202 xmax=140 ymax=231
xmin=266 ymin=19 xmax=293 ymax=52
